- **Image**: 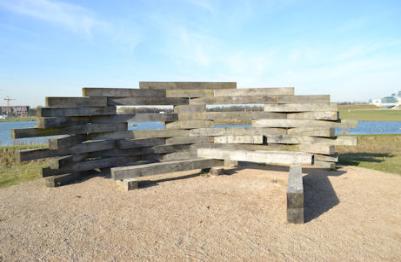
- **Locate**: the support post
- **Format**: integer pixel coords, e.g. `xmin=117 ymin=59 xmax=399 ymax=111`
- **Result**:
xmin=287 ymin=165 xmax=304 ymax=224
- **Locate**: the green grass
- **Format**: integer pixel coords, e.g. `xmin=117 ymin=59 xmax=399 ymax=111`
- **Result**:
xmin=340 ymin=109 xmax=401 ymax=121
xmin=0 ymin=144 xmax=49 ymax=188
xmin=338 ymin=135 xmax=401 ymax=175
xmin=0 ymin=117 xmax=36 ymax=122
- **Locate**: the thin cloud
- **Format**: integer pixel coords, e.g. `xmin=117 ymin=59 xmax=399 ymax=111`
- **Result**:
xmin=0 ymin=0 xmax=106 ymax=35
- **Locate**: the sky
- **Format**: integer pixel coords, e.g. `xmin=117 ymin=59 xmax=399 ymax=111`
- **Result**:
xmin=0 ymin=0 xmax=401 ymax=107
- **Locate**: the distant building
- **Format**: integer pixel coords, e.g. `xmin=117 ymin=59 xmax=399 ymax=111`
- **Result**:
xmin=0 ymin=106 xmax=30 ymax=117
xmin=371 ymin=92 xmax=401 ymax=108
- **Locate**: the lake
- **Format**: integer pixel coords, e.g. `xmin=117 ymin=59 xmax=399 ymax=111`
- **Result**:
xmin=1 ymin=120 xmax=401 ymax=146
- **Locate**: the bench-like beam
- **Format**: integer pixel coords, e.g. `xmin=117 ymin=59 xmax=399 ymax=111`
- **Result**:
xmin=111 ymin=158 xmax=224 ymax=180
xmin=197 ymin=148 xmax=313 ymax=165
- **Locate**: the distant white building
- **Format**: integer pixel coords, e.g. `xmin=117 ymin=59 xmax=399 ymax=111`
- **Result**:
xmin=371 ymin=91 xmax=401 ymax=108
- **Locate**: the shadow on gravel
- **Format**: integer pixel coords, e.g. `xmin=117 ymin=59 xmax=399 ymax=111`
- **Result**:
xmin=303 ymin=168 xmax=346 ymax=223
xmin=338 ymin=152 xmax=392 ymax=166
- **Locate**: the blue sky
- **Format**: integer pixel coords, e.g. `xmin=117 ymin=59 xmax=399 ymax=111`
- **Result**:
xmin=0 ymin=0 xmax=401 ymax=106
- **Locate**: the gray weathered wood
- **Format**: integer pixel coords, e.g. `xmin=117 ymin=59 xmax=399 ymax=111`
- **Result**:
xmin=108 ymin=97 xmax=189 ymax=106
xmin=166 ymin=89 xmax=214 ymax=98
xmin=13 ymin=122 xmax=127 ymax=138
xmin=214 ymin=87 xmax=294 ymax=96
xmin=165 ymin=136 xmax=213 ymax=145
xmin=287 ymin=165 xmax=304 ymax=224
xmin=287 ymin=111 xmax=338 ymax=121
xmin=38 ymin=107 xmax=116 ymax=117
xmin=139 ymin=81 xmax=236 ymax=90
xmin=48 ymin=134 xmax=87 ymax=150
xmin=130 ymin=113 xmax=177 ymax=122
xmin=189 ymin=127 xmax=286 ymax=137
xmin=45 ymin=97 xmax=107 ymax=108
xmin=253 ymin=119 xmax=354 ymax=128
xmin=111 ymin=158 xmax=224 ymax=180
xmin=82 ymin=88 xmax=166 ymax=97
xmin=298 ymin=144 xmax=335 ymax=155
xmin=177 ymin=111 xmax=286 ymax=121
xmin=190 ymin=95 xmax=330 ymax=105
xmin=197 ymin=148 xmax=313 ymax=165
xmin=174 ymin=105 xmax=206 ymax=113
xmin=214 ymin=135 xmax=264 ymax=144
xmin=287 ymin=127 xmax=335 ymax=137
xmin=18 ymin=148 xmax=67 ymax=162
xmin=264 ymin=103 xmax=337 ymax=112
xmin=117 ymin=138 xmax=166 ymax=150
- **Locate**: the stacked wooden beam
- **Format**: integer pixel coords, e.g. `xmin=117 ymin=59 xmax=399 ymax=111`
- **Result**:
xmin=13 ymin=81 xmax=356 ymax=187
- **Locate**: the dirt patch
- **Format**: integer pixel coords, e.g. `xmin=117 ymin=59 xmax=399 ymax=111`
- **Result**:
xmin=1 ymin=165 xmax=401 ymax=261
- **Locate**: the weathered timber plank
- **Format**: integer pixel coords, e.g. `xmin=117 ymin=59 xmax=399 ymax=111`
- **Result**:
xmin=287 ymin=111 xmax=338 ymax=121
xmin=253 ymin=119 xmax=353 ymax=128
xmin=166 ymin=120 xmax=213 ymax=129
xmin=214 ymin=135 xmax=264 ymax=144
xmin=139 ymin=81 xmax=236 ymax=90
xmin=50 ymin=155 xmax=87 ymax=169
xmin=45 ymin=172 xmax=85 ymax=187
xmin=111 ymin=158 xmax=224 ymax=180
xmin=43 ymin=156 xmax=140 ymax=177
xmin=108 ymin=97 xmax=189 ymax=106
xmin=133 ymin=129 xmax=190 ymax=139
xmin=158 ymin=150 xmax=197 ymax=161
xmin=214 ymin=87 xmax=294 ymax=96
xmin=45 ymin=97 xmax=107 ymax=108
xmin=117 ymin=138 xmax=166 ymax=149
xmin=287 ymin=127 xmax=335 ymax=137
xmin=174 ymin=105 xmax=206 ymax=113
xmin=48 ymin=134 xmax=87 ymax=150
xmin=38 ymin=107 xmax=116 ymax=117
xmin=166 ymin=89 xmax=214 ymax=98
xmin=314 ymin=154 xmax=338 ymax=162
xmin=287 ymin=165 xmax=304 ymax=224
xmin=189 ymin=127 xmax=286 ymax=137
xmin=313 ymin=160 xmax=336 ymax=169
xmin=207 ymin=104 xmax=264 ymax=112
xmin=177 ymin=111 xmax=286 ymax=121
xmin=38 ymin=115 xmax=134 ymax=128
xmin=130 ymin=113 xmax=177 ymax=122
xmin=264 ymin=103 xmax=337 ymax=112
xmin=82 ymin=88 xmax=165 ymax=97
xmin=264 ymin=135 xmax=340 ymax=145
xmin=117 ymin=106 xmax=173 ymax=114
xmin=334 ymin=136 xmax=357 ymax=146
xmin=190 ymin=95 xmax=330 ymax=105
xmin=69 ymin=140 xmax=116 ymax=154
xmin=197 ymin=148 xmax=313 ymax=165
xmin=299 ymin=144 xmax=335 ymax=155
xmin=197 ymin=143 xmax=298 ymax=152
xmin=165 ymin=136 xmax=213 ymax=145
xmin=13 ymin=123 xmax=127 ymax=138
xmin=18 ymin=148 xmax=67 ymax=162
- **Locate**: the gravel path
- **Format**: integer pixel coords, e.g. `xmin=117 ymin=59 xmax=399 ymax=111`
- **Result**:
xmin=1 ymin=165 xmax=401 ymax=261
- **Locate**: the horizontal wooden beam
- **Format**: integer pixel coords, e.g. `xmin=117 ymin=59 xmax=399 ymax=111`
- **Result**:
xmin=166 ymin=89 xmax=214 ymax=98
xmin=287 ymin=111 xmax=338 ymax=121
xmin=197 ymin=148 xmax=313 ymax=165
xmin=45 ymin=97 xmax=107 ymax=108
xmin=287 ymin=127 xmax=335 ymax=137
xmin=38 ymin=107 xmax=116 ymax=117
xmin=253 ymin=119 xmax=355 ymax=128
xmin=82 ymin=88 xmax=165 ymax=97
xmin=189 ymin=127 xmax=286 ymax=137
xmin=264 ymin=103 xmax=337 ymax=112
xmin=177 ymin=111 xmax=285 ymax=121
xmin=108 ymin=97 xmax=189 ymax=106
xmin=214 ymin=135 xmax=264 ymax=144
xmin=18 ymin=148 xmax=67 ymax=162
xmin=111 ymin=158 xmax=224 ymax=180
xmin=13 ymin=122 xmax=127 ymax=139
xmin=214 ymin=87 xmax=294 ymax=96
xmin=139 ymin=81 xmax=236 ymax=90
xmin=190 ymin=95 xmax=330 ymax=105
xmin=117 ymin=138 xmax=166 ymax=149
xmin=166 ymin=120 xmax=213 ymax=129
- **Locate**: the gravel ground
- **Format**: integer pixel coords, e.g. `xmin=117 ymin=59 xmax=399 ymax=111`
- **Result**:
xmin=1 ymin=165 xmax=401 ymax=261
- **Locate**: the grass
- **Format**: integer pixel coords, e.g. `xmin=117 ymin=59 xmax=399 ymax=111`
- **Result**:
xmin=0 ymin=144 xmax=49 ymax=188
xmin=340 ymin=109 xmax=401 ymax=121
xmin=338 ymin=135 xmax=401 ymax=175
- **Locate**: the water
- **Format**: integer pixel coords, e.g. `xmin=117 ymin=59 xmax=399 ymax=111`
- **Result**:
xmin=1 ymin=120 xmax=401 ymax=146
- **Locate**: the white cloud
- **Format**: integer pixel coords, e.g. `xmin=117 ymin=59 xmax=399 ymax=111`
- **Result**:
xmin=0 ymin=0 xmax=106 ymax=36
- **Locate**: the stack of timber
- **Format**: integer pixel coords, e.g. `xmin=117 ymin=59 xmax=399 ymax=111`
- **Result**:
xmin=12 ymin=81 xmax=356 ymax=187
